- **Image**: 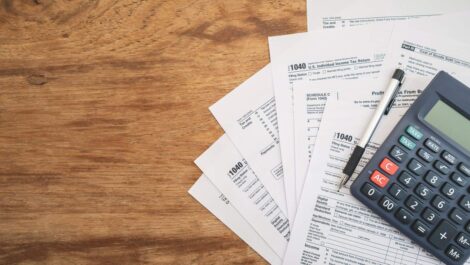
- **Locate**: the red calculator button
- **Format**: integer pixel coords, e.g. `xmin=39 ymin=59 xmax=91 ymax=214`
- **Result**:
xmin=370 ymin=170 xmax=390 ymax=188
xmin=380 ymin=158 xmax=399 ymax=175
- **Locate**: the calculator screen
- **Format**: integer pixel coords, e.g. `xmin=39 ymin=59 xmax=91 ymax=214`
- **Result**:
xmin=424 ymin=100 xmax=470 ymax=153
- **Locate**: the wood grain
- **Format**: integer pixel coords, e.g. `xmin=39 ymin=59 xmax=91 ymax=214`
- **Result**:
xmin=0 ymin=1 xmax=306 ymax=264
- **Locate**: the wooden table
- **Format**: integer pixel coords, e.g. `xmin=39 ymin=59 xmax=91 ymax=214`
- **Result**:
xmin=0 ymin=1 xmax=305 ymax=264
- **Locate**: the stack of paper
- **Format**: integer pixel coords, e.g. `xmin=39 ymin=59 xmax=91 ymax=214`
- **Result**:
xmin=189 ymin=1 xmax=470 ymax=264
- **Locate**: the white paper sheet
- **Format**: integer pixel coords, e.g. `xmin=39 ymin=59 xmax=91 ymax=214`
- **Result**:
xmin=284 ymin=27 xmax=470 ymax=264
xmin=188 ymin=175 xmax=281 ymax=265
xmin=284 ymin=94 xmax=470 ymax=264
xmin=382 ymin=25 xmax=470 ymax=94
xmin=269 ymin=26 xmax=392 ymax=212
xmin=284 ymin=100 xmax=440 ymax=264
xmin=210 ymin=65 xmax=287 ymax=216
xmin=292 ymin=12 xmax=470 ymax=203
xmin=195 ymin=135 xmax=289 ymax=257
xmin=307 ymin=0 xmax=470 ymax=31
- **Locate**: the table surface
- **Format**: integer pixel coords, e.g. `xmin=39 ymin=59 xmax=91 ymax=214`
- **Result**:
xmin=0 ymin=1 xmax=305 ymax=264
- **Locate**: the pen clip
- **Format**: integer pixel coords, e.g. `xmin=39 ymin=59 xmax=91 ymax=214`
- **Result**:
xmin=384 ymin=75 xmax=405 ymax=115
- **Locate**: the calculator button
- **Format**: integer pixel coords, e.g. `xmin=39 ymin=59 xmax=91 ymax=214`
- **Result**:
xmin=370 ymin=170 xmax=389 ymax=188
xmin=417 ymin=148 xmax=434 ymax=163
xmin=450 ymin=208 xmax=466 ymax=225
xmin=412 ymin=220 xmax=430 ymax=236
xmin=395 ymin=208 xmax=413 ymax=224
xmin=406 ymin=125 xmax=423 ymax=140
xmin=361 ymin=183 xmax=381 ymax=201
xmin=398 ymin=171 xmax=416 ymax=188
xmin=399 ymin=135 xmax=416 ymax=150
xmin=415 ymin=184 xmax=432 ymax=200
xmin=380 ymin=158 xmax=399 ymax=175
xmin=388 ymin=184 xmax=406 ymax=201
xmin=422 ymin=208 xmax=438 ymax=224
xmin=408 ymin=159 xmax=425 ymax=175
xmin=441 ymin=183 xmax=457 ymax=200
xmin=467 ymin=222 xmax=470 ymax=233
xmin=434 ymin=161 xmax=450 ymax=175
xmin=451 ymin=172 xmax=467 ymax=187
xmin=379 ymin=196 xmax=397 ymax=212
xmin=389 ymin=146 xmax=407 ymax=163
xmin=446 ymin=245 xmax=463 ymax=261
xmin=456 ymin=233 xmax=470 ymax=249
xmin=432 ymin=196 xmax=450 ymax=212
xmin=406 ymin=196 xmax=423 ymax=213
xmin=424 ymin=171 xmax=443 ymax=188
xmin=442 ymin=151 xmax=457 ymax=165
xmin=429 ymin=220 xmax=458 ymax=249
xmin=459 ymin=196 xmax=470 ymax=212
xmin=425 ymin=139 xmax=441 ymax=153
xmin=458 ymin=163 xmax=470 ymax=177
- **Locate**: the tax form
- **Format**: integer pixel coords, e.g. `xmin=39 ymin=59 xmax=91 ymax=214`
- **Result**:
xmin=292 ymin=75 xmax=432 ymax=197
xmin=307 ymin=0 xmax=470 ymax=31
xmin=283 ymin=99 xmax=448 ymax=265
xmin=292 ymin=12 xmax=470 ymax=202
xmin=292 ymin=81 xmax=332 ymax=186
xmin=269 ymin=26 xmax=391 ymax=210
xmin=382 ymin=23 xmax=470 ymax=93
xmin=188 ymin=175 xmax=281 ymax=265
xmin=210 ymin=65 xmax=287 ymax=216
xmin=195 ymin=135 xmax=289 ymax=257
xmin=284 ymin=29 xmax=470 ymax=264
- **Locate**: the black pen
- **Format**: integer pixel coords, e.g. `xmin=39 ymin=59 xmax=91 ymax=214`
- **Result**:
xmin=337 ymin=69 xmax=406 ymax=192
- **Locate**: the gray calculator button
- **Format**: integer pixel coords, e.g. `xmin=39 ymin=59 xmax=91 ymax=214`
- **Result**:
xmin=432 ymin=196 xmax=449 ymax=212
xmin=415 ymin=184 xmax=432 ymax=200
xmin=398 ymin=171 xmax=416 ymax=188
xmin=425 ymin=139 xmax=441 ymax=153
xmin=412 ymin=220 xmax=430 ymax=236
xmin=379 ymin=196 xmax=397 ymax=212
xmin=417 ymin=148 xmax=433 ymax=163
xmin=456 ymin=233 xmax=470 ymax=249
xmin=451 ymin=172 xmax=467 ymax=187
xmin=422 ymin=208 xmax=438 ymax=224
xmin=429 ymin=220 xmax=458 ymax=249
xmin=442 ymin=151 xmax=457 ymax=165
xmin=361 ymin=183 xmax=381 ymax=201
xmin=450 ymin=208 xmax=466 ymax=225
xmin=434 ymin=161 xmax=450 ymax=175
xmin=408 ymin=159 xmax=425 ymax=175
xmin=459 ymin=163 xmax=470 ymax=177
xmin=459 ymin=196 xmax=470 ymax=212
xmin=406 ymin=196 xmax=423 ymax=213
xmin=388 ymin=184 xmax=406 ymax=201
xmin=424 ymin=171 xmax=443 ymax=188
xmin=446 ymin=245 xmax=463 ymax=261
xmin=395 ymin=208 xmax=413 ymax=224
xmin=441 ymin=183 xmax=457 ymax=200
xmin=389 ymin=145 xmax=407 ymax=163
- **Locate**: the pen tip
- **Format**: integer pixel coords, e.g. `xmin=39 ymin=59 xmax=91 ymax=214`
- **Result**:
xmin=338 ymin=173 xmax=350 ymax=192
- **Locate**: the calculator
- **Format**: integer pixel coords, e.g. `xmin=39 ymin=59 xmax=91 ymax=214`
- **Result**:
xmin=351 ymin=71 xmax=470 ymax=265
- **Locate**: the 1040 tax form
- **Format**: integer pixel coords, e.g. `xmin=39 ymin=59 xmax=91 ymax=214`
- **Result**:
xmin=210 ymin=66 xmax=288 ymax=216
xmin=195 ymin=135 xmax=290 ymax=257
xmin=269 ymin=26 xmax=391 ymax=219
xmin=283 ymin=99 xmax=447 ymax=265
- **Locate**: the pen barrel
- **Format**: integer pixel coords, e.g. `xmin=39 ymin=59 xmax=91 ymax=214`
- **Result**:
xmin=358 ymin=78 xmax=400 ymax=147
xmin=342 ymin=146 xmax=366 ymax=177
